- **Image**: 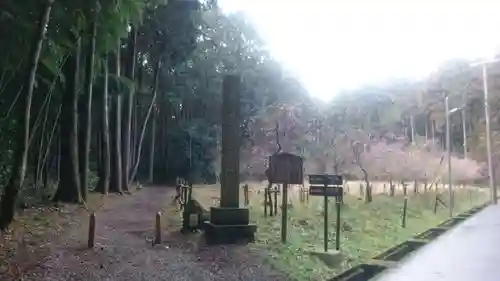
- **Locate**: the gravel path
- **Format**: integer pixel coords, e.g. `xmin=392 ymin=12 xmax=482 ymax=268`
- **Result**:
xmin=19 ymin=187 xmax=287 ymax=281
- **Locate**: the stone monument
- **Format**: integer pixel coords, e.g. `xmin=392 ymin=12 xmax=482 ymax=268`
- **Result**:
xmin=204 ymin=74 xmax=257 ymax=244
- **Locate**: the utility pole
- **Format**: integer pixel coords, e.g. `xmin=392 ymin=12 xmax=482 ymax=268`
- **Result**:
xmin=481 ymin=63 xmax=496 ymax=204
xmin=461 ymin=92 xmax=468 ymax=159
xmin=471 ymin=59 xmax=498 ymax=204
xmin=410 ymin=115 xmax=415 ymax=145
xmin=445 ymin=95 xmax=453 ymax=217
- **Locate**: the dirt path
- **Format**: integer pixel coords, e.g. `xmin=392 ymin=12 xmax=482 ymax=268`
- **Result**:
xmin=13 ymin=187 xmax=286 ymax=281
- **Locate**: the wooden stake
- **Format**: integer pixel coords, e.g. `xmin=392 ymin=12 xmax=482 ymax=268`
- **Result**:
xmin=402 ymin=197 xmax=408 ymax=228
xmin=154 ymin=212 xmax=162 ymax=245
xmin=434 ymin=195 xmax=439 ymax=214
xmin=335 ymin=201 xmax=341 ymax=250
xmin=273 ymin=188 xmax=278 ymax=215
xmin=264 ymin=187 xmax=268 ymax=217
xmin=88 ymin=212 xmax=96 ymax=248
xmin=243 ymin=184 xmax=249 ymax=206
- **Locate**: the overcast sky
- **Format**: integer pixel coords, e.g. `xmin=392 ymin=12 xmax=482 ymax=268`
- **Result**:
xmin=218 ymin=0 xmax=500 ymax=100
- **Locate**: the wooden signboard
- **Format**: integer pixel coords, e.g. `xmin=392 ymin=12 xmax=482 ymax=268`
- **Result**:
xmin=309 ymin=174 xmax=343 ymax=186
xmin=309 ymin=185 xmax=343 ymax=197
xmin=309 ymin=174 xmax=343 ymax=197
xmin=268 ymin=152 xmax=304 ymax=184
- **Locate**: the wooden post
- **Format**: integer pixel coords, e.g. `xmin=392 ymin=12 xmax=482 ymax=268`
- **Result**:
xmin=389 ymin=178 xmax=395 ymax=196
xmin=154 ymin=212 xmax=162 ymax=244
xmin=243 ymin=184 xmax=249 ymax=206
xmin=323 ymin=183 xmax=328 ymax=252
xmin=402 ymin=197 xmax=408 ymax=228
xmin=264 ymin=187 xmax=268 ymax=217
xmin=267 ymin=183 xmax=274 ymax=216
xmin=88 ymin=212 xmax=96 ymax=248
xmin=273 ymin=187 xmax=278 ymax=215
xmin=281 ymin=183 xmax=288 ymax=243
xmin=181 ymin=185 xmax=188 ymax=209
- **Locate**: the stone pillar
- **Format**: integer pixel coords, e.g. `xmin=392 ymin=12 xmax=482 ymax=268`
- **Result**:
xmin=220 ymin=75 xmax=240 ymax=208
xmin=205 ymin=74 xmax=256 ymax=244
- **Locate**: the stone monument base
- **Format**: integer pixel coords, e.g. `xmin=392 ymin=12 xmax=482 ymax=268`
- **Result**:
xmin=204 ymin=206 xmax=257 ymax=245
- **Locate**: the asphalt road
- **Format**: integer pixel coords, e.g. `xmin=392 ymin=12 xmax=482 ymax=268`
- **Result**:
xmin=375 ymin=203 xmax=500 ymax=281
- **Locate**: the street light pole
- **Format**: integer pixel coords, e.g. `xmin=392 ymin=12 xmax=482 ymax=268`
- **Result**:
xmin=445 ymin=95 xmax=453 ymax=217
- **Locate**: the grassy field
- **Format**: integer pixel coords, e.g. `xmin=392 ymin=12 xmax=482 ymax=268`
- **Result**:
xmin=192 ymin=181 xmax=488 ymax=281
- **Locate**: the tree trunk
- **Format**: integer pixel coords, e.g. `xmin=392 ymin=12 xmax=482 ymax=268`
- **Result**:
xmin=96 ymin=130 xmax=102 ymax=173
xmin=131 ymin=67 xmax=144 ymax=171
xmin=122 ymin=26 xmax=137 ymax=191
xmin=56 ymin=123 xmax=61 ymax=180
xmin=389 ymin=177 xmax=395 ymax=196
xmin=148 ymin=106 xmax=156 ymax=183
xmin=54 ymin=38 xmax=82 ymax=203
xmin=129 ymin=59 xmax=162 ymax=185
xmin=424 ymin=116 xmax=429 ymax=142
xmin=360 ymin=168 xmax=371 ymax=203
xmin=461 ymin=109 xmax=468 ymax=158
xmin=410 ymin=115 xmax=415 ymax=144
xmin=0 ymin=0 xmax=54 ymax=230
xmin=34 ymin=97 xmax=51 ymax=192
xmin=96 ymin=56 xmax=111 ymax=194
xmin=431 ymin=119 xmax=436 ymax=146
xmin=39 ymin=105 xmax=61 ymax=195
xmin=110 ymin=41 xmax=123 ymax=194
xmin=131 ymin=97 xmax=137 ymax=172
xmin=78 ymin=2 xmax=97 ymax=201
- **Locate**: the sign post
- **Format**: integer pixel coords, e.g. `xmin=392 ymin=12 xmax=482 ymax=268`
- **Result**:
xmin=324 ymin=185 xmax=328 ymax=252
xmin=268 ymin=152 xmax=304 ymax=243
xmin=335 ymin=200 xmax=341 ymax=250
xmin=281 ymin=183 xmax=288 ymax=243
xmin=309 ymin=174 xmax=343 ymax=252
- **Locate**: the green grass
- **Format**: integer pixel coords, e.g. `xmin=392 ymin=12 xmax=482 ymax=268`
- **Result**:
xmin=246 ymin=187 xmax=488 ymax=281
xmin=192 ymin=183 xmax=488 ymax=281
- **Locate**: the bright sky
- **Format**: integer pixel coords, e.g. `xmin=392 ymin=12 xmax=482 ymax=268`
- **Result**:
xmin=218 ymin=0 xmax=500 ymax=101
